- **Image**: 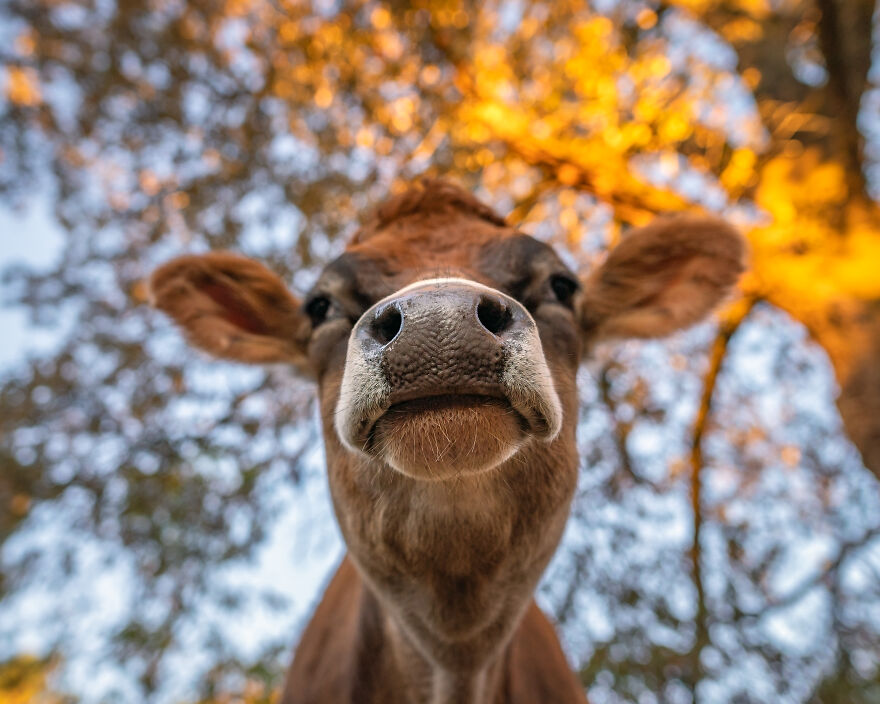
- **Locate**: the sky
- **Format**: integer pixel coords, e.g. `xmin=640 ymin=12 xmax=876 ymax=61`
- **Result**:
xmin=0 ymin=194 xmax=345 ymax=701
xmin=0 ymin=193 xmax=64 ymax=369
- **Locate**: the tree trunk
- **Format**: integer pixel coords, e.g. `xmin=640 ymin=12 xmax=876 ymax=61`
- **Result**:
xmin=698 ymin=0 xmax=880 ymax=478
xmin=812 ymin=300 xmax=880 ymax=476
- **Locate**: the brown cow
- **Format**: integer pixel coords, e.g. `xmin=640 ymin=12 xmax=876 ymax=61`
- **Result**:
xmin=149 ymin=180 xmax=745 ymax=704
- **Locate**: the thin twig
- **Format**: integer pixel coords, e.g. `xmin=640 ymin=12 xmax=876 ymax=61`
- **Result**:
xmin=685 ymin=297 xmax=759 ymax=696
xmin=597 ymin=362 xmax=642 ymax=487
xmin=741 ymin=524 xmax=880 ymax=618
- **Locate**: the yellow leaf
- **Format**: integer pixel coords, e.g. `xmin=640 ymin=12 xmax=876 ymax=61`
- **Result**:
xmin=314 ymin=85 xmax=333 ymax=108
xmin=0 ymin=655 xmax=65 ymax=704
xmin=636 ymin=9 xmax=658 ymax=29
xmin=721 ymin=18 xmax=763 ymax=43
xmin=5 ymin=67 xmax=41 ymax=106
xmin=370 ymin=7 xmax=391 ymax=29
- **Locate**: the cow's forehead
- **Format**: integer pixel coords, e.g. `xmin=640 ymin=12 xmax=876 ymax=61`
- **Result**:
xmin=350 ymin=179 xmax=509 ymax=244
xmin=346 ymin=213 xmax=518 ymax=274
xmin=308 ymin=181 xmax=574 ymax=300
xmin=311 ymin=223 xmax=570 ymax=306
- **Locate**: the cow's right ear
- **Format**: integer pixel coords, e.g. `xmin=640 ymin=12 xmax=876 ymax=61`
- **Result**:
xmin=149 ymin=252 xmax=311 ymax=369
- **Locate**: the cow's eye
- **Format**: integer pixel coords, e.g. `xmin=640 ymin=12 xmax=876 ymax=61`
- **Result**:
xmin=550 ymin=274 xmax=579 ymax=306
xmin=305 ymin=295 xmax=332 ymax=327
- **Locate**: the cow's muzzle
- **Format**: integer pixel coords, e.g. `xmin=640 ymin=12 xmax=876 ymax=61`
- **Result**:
xmin=334 ymin=278 xmax=562 ymax=478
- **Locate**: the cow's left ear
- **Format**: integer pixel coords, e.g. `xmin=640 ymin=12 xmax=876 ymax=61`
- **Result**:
xmin=578 ymin=215 xmax=747 ymax=341
xmin=149 ymin=252 xmax=312 ymax=369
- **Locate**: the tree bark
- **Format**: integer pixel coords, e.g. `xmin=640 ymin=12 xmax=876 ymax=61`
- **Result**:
xmin=700 ymin=0 xmax=880 ymax=479
xmin=810 ymin=301 xmax=880 ymax=476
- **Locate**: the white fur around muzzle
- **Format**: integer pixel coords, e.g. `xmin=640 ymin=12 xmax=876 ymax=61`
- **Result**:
xmin=334 ymin=277 xmax=563 ymax=458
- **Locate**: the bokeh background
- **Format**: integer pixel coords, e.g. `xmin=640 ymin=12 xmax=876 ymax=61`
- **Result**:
xmin=2 ymin=0 xmax=880 ymax=702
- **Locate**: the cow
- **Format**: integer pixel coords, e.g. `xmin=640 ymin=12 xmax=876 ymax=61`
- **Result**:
xmin=149 ymin=179 xmax=745 ymax=704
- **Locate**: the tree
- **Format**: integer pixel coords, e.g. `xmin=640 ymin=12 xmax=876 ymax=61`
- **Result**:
xmin=2 ymin=0 xmax=880 ymax=701
xmin=0 ymin=655 xmax=70 ymax=704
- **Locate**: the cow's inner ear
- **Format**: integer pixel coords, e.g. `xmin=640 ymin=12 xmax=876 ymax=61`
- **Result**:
xmin=578 ymin=215 xmax=747 ymax=342
xmin=149 ymin=252 xmax=313 ymax=371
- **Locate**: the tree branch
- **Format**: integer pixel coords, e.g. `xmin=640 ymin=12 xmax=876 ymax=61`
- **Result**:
xmin=598 ymin=363 xmax=643 ymax=488
xmin=695 ymin=0 xmax=874 ymax=205
xmin=743 ymin=524 xmax=880 ymax=618
xmin=685 ymin=297 xmax=758 ymax=693
xmin=814 ymin=0 xmax=873 ymax=207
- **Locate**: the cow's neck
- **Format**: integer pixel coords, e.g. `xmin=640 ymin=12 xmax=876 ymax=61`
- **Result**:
xmin=366 ymin=586 xmax=508 ymax=704
xmin=333 ymin=448 xmax=575 ymax=704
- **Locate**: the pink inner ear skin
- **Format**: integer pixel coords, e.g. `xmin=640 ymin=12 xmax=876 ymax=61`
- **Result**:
xmin=201 ymin=281 xmax=269 ymax=335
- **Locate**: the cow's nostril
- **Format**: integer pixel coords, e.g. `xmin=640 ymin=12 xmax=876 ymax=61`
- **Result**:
xmin=371 ymin=305 xmax=403 ymax=345
xmin=477 ymin=296 xmax=513 ymax=336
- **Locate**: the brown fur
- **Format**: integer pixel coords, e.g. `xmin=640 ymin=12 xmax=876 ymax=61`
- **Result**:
xmin=352 ymin=178 xmax=508 ymax=244
xmin=282 ymin=557 xmax=587 ymax=703
xmin=580 ymin=214 xmax=747 ymax=340
xmin=148 ymin=180 xmax=745 ymax=704
xmin=149 ymin=252 xmax=311 ymax=368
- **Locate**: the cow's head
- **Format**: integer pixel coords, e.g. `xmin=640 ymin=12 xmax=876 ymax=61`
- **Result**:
xmin=150 ymin=181 xmax=745 ymax=484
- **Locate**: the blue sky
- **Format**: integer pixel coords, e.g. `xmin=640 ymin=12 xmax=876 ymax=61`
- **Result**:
xmin=0 ymin=195 xmax=345 ymax=700
xmin=0 ymin=194 xmax=64 ymax=369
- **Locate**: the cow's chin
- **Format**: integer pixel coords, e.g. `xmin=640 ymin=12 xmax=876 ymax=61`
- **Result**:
xmin=370 ymin=395 xmax=526 ymax=480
